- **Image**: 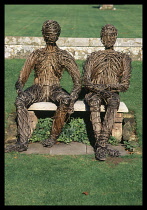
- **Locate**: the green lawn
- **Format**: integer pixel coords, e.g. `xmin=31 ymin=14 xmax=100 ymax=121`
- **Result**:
xmin=5 ymin=153 xmax=142 ymax=205
xmin=120 ymin=61 xmax=142 ymax=146
xmin=5 ymin=4 xmax=142 ymax=38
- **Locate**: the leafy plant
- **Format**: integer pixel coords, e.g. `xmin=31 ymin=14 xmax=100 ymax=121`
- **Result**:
xmin=29 ymin=117 xmax=90 ymax=145
xmin=123 ymin=140 xmax=137 ymax=152
xmin=30 ymin=117 xmax=131 ymax=146
xmin=58 ymin=118 xmax=90 ymax=145
xmin=29 ymin=118 xmax=53 ymax=142
xmin=108 ymin=136 xmax=118 ymax=146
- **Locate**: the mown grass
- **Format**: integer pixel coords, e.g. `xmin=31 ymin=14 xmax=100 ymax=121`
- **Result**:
xmin=5 ymin=153 xmax=142 ymax=206
xmin=5 ymin=5 xmax=142 ymax=38
xmin=120 ymin=61 xmax=142 ymax=146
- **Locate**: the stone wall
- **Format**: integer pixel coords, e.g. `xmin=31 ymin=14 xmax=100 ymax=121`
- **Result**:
xmin=5 ymin=36 xmax=142 ymax=61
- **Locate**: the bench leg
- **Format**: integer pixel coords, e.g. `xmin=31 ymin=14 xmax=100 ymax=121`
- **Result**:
xmin=112 ymin=113 xmax=123 ymax=142
xmin=28 ymin=111 xmax=38 ymax=137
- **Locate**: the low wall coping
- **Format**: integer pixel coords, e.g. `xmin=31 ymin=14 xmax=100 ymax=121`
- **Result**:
xmin=5 ymin=36 xmax=142 ymax=47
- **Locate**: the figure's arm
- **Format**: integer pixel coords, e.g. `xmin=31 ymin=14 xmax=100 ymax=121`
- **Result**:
xmin=107 ymin=54 xmax=132 ymax=92
xmin=61 ymin=51 xmax=81 ymax=102
xmin=84 ymin=53 xmax=131 ymax=93
xmin=15 ymin=52 xmax=36 ymax=94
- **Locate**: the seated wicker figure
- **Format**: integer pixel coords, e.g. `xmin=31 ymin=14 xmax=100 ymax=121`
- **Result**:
xmin=83 ymin=24 xmax=131 ymax=160
xmin=5 ymin=20 xmax=81 ymax=152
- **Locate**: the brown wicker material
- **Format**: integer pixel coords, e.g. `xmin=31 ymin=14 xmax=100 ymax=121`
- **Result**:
xmin=83 ymin=24 xmax=131 ymax=160
xmin=5 ymin=20 xmax=81 ymax=152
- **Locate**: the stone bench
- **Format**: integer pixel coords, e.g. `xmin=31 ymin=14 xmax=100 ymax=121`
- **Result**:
xmin=28 ymin=100 xmax=128 ymax=142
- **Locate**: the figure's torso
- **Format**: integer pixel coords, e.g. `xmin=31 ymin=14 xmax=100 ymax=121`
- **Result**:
xmin=33 ymin=48 xmax=64 ymax=87
xmin=91 ymin=50 xmax=124 ymax=84
xmin=31 ymin=48 xmax=65 ymax=101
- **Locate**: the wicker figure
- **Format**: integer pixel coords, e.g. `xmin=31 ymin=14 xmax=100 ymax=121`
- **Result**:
xmin=5 ymin=20 xmax=81 ymax=152
xmin=83 ymin=24 xmax=131 ymax=160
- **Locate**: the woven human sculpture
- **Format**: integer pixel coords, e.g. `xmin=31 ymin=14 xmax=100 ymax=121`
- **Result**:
xmin=83 ymin=24 xmax=131 ymax=160
xmin=5 ymin=20 xmax=81 ymax=152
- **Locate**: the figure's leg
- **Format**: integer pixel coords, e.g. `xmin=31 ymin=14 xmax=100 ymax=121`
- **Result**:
xmin=101 ymin=92 xmax=120 ymax=157
xmin=85 ymin=93 xmax=102 ymax=141
xmin=5 ymin=85 xmax=43 ymax=152
xmin=85 ymin=93 xmax=108 ymax=160
xmin=42 ymin=88 xmax=71 ymax=147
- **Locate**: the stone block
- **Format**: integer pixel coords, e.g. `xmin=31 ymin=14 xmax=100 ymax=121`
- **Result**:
xmin=5 ymin=112 xmax=17 ymax=142
xmin=100 ymin=5 xmax=115 ymax=10
xmin=114 ymin=113 xmax=123 ymax=123
xmin=50 ymin=142 xmax=86 ymax=155
xmin=122 ymin=118 xmax=136 ymax=141
xmin=112 ymin=123 xmax=122 ymax=141
xmin=28 ymin=111 xmax=38 ymax=136
xmin=5 ymin=36 xmax=142 ymax=61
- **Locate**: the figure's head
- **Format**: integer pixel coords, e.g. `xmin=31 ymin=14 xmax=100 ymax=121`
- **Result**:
xmin=100 ymin=24 xmax=117 ymax=49
xmin=42 ymin=20 xmax=61 ymax=44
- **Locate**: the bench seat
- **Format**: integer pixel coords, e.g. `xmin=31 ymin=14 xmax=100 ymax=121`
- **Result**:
xmin=28 ymin=101 xmax=128 ymax=112
xmin=28 ymin=100 xmax=129 ymax=142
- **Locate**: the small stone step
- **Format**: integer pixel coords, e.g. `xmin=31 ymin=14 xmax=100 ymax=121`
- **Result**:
xmin=21 ymin=142 xmax=129 ymax=156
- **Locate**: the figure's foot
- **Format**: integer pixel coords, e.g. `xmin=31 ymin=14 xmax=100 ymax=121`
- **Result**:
xmin=5 ymin=143 xmax=28 ymax=153
xmin=107 ymin=148 xmax=120 ymax=157
xmin=95 ymin=147 xmax=107 ymax=161
xmin=95 ymin=147 xmax=120 ymax=161
xmin=42 ymin=138 xmax=56 ymax=148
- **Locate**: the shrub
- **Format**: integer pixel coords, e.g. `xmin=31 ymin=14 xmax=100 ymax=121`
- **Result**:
xmin=29 ymin=118 xmax=52 ymax=143
xmin=29 ymin=117 xmax=90 ymax=145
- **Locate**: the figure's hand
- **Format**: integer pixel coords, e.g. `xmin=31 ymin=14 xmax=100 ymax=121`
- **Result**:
xmin=15 ymin=81 xmax=24 ymax=96
xmin=60 ymin=96 xmax=74 ymax=114
xmin=88 ymin=84 xmax=110 ymax=93
xmin=16 ymin=88 xmax=25 ymax=97
xmin=61 ymin=96 xmax=71 ymax=106
xmin=99 ymin=90 xmax=112 ymax=98
xmin=95 ymin=84 xmax=111 ymax=91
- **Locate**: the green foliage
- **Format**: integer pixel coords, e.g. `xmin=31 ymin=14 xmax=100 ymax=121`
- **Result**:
xmin=123 ymin=140 xmax=138 ymax=152
xmin=58 ymin=118 xmax=89 ymax=145
xmin=29 ymin=117 xmax=90 ymax=145
xmin=108 ymin=136 xmax=118 ymax=146
xmin=29 ymin=118 xmax=52 ymax=142
xmin=29 ymin=118 xmax=126 ymax=146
